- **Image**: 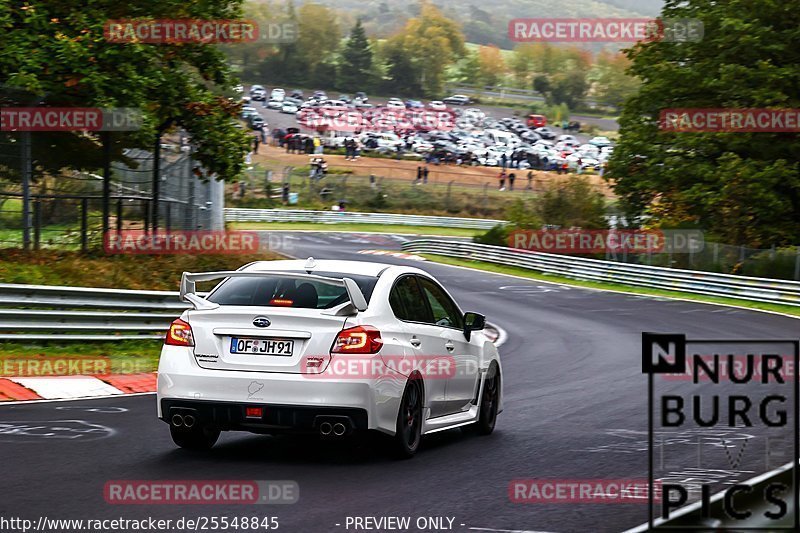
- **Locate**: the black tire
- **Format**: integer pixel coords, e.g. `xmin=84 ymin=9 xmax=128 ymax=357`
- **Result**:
xmin=475 ymin=364 xmax=500 ymax=435
xmin=393 ymin=378 xmax=423 ymax=459
xmin=170 ymin=424 xmax=220 ymax=450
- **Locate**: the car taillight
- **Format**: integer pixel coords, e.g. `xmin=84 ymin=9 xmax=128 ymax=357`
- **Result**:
xmin=331 ymin=326 xmax=382 ymax=354
xmin=165 ymin=318 xmax=194 ymax=347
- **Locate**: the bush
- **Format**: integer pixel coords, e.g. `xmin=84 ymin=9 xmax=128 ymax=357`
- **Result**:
xmin=473 ymin=224 xmax=511 ymax=246
xmin=741 ymin=247 xmax=800 ymax=280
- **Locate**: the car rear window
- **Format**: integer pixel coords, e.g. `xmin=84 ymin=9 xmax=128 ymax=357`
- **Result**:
xmin=206 ymin=271 xmax=378 ymax=309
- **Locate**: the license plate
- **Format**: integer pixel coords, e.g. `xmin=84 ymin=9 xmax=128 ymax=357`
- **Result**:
xmin=230 ymin=337 xmax=294 ymax=356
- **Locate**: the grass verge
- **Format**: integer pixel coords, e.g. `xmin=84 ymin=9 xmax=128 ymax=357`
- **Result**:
xmin=0 ymin=340 xmax=163 ymax=374
xmin=422 ymin=254 xmax=800 ymax=318
xmin=0 ymin=249 xmax=283 ymax=289
xmin=0 ymin=250 xmax=283 ymax=368
xmin=228 ymin=221 xmax=482 ymax=238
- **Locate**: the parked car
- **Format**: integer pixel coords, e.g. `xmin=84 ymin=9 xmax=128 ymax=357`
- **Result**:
xmin=241 ymin=106 xmax=258 ymax=120
xmin=281 ymin=101 xmax=299 ymax=114
xmin=526 ymin=114 xmax=547 ymax=128
xmin=270 ymin=88 xmax=286 ymax=102
xmin=159 ymin=259 xmax=502 ymax=457
xmin=355 ymin=91 xmax=368 ymax=102
xmin=290 ymin=89 xmax=304 ymax=99
xmin=534 ymin=127 xmax=556 ymax=140
xmin=442 ymin=94 xmax=471 ymax=106
xmin=248 ymin=115 xmax=265 ymax=129
xmin=589 ymin=136 xmax=613 ymax=147
xmin=267 ymin=99 xmax=283 ymax=110
xmin=405 ymin=100 xmax=424 ymax=109
xmin=250 ymin=84 xmax=267 ymax=101
xmin=386 ymin=99 xmax=406 ymax=111
xmin=428 ymin=101 xmax=447 ymax=111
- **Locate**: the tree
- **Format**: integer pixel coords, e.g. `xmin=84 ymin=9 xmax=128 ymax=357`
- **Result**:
xmin=609 ymin=0 xmax=800 ymax=247
xmin=0 ymin=0 xmax=251 ymax=182
xmin=295 ymin=3 xmax=341 ymax=76
xmin=339 ymin=19 xmax=373 ymax=92
xmin=477 ymin=45 xmax=505 ymax=87
xmin=537 ymin=177 xmax=607 ymax=229
xmin=384 ymin=2 xmax=465 ymax=96
xmin=455 ymin=50 xmax=481 ymax=85
xmin=379 ymin=40 xmax=422 ymax=95
xmin=590 ymin=51 xmax=640 ymax=108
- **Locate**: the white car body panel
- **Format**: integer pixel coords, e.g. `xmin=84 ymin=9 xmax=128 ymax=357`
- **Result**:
xmin=157 ymin=260 xmax=503 ymax=438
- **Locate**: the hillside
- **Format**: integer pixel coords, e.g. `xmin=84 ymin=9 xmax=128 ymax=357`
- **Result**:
xmin=299 ymin=0 xmax=665 ymax=49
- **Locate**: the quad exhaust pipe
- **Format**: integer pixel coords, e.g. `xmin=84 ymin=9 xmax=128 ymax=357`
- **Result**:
xmin=332 ymin=423 xmax=346 ymax=436
xmin=319 ymin=422 xmax=333 ymax=436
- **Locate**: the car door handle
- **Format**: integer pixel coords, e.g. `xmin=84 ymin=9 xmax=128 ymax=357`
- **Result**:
xmin=445 ymin=341 xmax=455 ymax=352
xmin=410 ymin=337 xmax=421 ymax=348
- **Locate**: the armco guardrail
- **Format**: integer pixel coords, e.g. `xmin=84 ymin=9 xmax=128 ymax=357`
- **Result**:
xmin=401 ymin=240 xmax=800 ymax=307
xmin=224 ymin=208 xmax=504 ymax=230
xmin=0 ymin=283 xmax=187 ymax=340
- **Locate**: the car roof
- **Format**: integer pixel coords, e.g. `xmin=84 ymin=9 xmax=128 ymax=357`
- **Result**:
xmin=241 ymin=259 xmax=399 ymax=277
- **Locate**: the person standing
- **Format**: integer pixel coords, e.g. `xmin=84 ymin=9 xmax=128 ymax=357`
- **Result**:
xmin=527 ymin=170 xmax=534 ymax=190
xmin=508 ymin=172 xmax=516 ymax=191
xmin=422 ymin=165 xmax=429 ymax=184
xmin=261 ymin=125 xmax=267 ymax=144
xmin=500 ymin=153 xmax=508 ymax=170
xmin=498 ymin=170 xmax=506 ymax=191
xmin=253 ymin=135 xmax=260 ymax=154
xmin=415 ymin=166 xmax=422 ymax=185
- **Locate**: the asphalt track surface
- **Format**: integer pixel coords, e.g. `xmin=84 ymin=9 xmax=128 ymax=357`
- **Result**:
xmin=1 ymin=232 xmax=798 ymax=533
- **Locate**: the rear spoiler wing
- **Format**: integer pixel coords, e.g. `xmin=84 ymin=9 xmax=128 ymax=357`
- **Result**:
xmin=179 ymin=271 xmax=368 ymax=312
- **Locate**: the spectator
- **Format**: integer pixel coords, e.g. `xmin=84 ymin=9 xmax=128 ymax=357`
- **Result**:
xmin=415 ymin=166 xmax=422 ymax=185
xmin=253 ymin=135 xmax=260 ymax=154
xmin=422 ymin=166 xmax=429 ymax=184
xmin=239 ymin=180 xmax=247 ymax=198
xmin=344 ymin=137 xmax=354 ymax=160
xmin=353 ymin=138 xmax=362 ymax=160
xmin=500 ymin=153 xmax=508 ymax=170
xmin=508 ymin=172 xmax=516 ymax=191
xmin=527 ymin=170 xmax=534 ymax=190
xmin=498 ymin=171 xmax=506 ymax=191
xmin=282 ymin=183 xmax=290 ymax=204
xmin=313 ymin=136 xmax=323 ymax=155
xmin=370 ymin=174 xmax=376 ymax=189
xmin=261 ymin=125 xmax=268 ymax=144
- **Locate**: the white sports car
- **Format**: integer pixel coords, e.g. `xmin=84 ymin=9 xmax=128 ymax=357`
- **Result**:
xmin=158 ymin=258 xmax=502 ymax=457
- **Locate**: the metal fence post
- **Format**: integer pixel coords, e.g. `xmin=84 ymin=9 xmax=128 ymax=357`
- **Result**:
xmin=795 ymin=246 xmax=800 ymax=281
xmin=116 ymin=199 xmax=122 ymax=235
xmin=21 ymin=131 xmax=32 ymax=250
xmin=33 ymin=199 xmax=41 ymax=250
xmin=80 ymin=198 xmax=88 ymax=252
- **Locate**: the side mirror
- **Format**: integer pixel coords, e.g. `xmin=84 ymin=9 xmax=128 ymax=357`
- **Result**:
xmin=463 ymin=312 xmax=485 ymax=341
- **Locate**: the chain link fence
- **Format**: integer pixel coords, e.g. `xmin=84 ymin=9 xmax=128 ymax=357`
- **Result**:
xmin=0 ymin=138 xmax=223 ymax=251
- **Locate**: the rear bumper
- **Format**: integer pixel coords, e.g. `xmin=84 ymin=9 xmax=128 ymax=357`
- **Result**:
xmin=161 ymin=399 xmax=368 ymax=435
xmin=157 ymin=345 xmax=405 ymax=435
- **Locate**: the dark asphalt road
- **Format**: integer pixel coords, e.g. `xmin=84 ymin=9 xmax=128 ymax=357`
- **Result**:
xmin=1 ymin=232 xmax=797 ymax=533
